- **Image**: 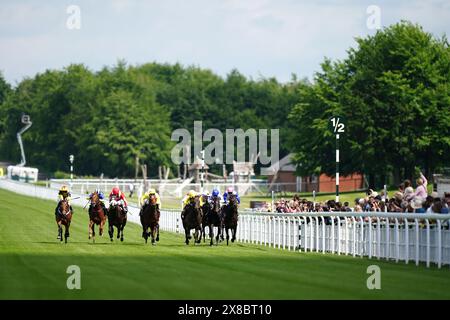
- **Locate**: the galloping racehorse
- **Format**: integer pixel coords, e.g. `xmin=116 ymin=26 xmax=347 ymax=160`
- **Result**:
xmin=204 ymin=196 xmax=222 ymax=246
xmin=107 ymin=199 xmax=127 ymax=242
xmin=201 ymin=199 xmax=210 ymax=243
xmin=140 ymin=194 xmax=160 ymax=245
xmin=88 ymin=191 xmax=107 ymax=243
xmin=56 ymin=199 xmax=72 ymax=243
xmin=182 ymin=196 xmax=203 ymax=245
xmin=222 ymin=194 xmax=238 ymax=245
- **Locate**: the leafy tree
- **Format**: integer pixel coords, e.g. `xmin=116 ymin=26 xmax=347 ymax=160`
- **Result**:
xmin=289 ymin=22 xmax=450 ymax=188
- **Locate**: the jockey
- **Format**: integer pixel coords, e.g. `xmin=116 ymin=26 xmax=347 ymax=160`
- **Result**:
xmin=223 ymin=186 xmax=240 ymax=205
xmin=182 ymin=190 xmax=204 ymax=209
xmin=109 ymin=187 xmax=128 ymax=214
xmin=87 ymin=189 xmax=107 ymax=214
xmin=55 ymin=185 xmax=73 ymax=216
xmin=181 ymin=190 xmax=204 ymax=220
xmin=140 ymin=188 xmax=161 ymax=216
xmin=201 ymin=190 xmax=210 ymax=205
xmin=209 ymin=188 xmax=222 ymax=205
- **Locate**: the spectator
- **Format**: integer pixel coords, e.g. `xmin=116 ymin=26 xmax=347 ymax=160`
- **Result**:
xmin=269 ymin=180 xmax=447 ymax=214
xmin=404 ymin=179 xmax=412 ymax=189
xmin=414 ymin=172 xmax=428 ymax=200
xmin=404 ymin=187 xmax=415 ymax=202
xmin=129 ymin=183 xmax=135 ymax=198
xmin=411 ymin=197 xmax=425 ymax=213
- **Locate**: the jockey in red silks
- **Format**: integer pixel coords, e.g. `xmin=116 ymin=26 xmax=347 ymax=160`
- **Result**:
xmin=109 ymin=187 xmax=128 ymax=214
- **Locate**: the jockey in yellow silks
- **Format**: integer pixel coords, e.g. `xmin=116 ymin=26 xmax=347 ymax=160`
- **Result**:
xmin=182 ymin=190 xmax=204 ymax=208
xmin=140 ymin=188 xmax=161 ymax=216
xmin=141 ymin=188 xmax=161 ymax=207
xmin=55 ymin=185 xmax=73 ymax=217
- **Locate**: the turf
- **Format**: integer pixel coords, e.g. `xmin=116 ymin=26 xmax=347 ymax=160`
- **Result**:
xmin=0 ymin=188 xmax=449 ymax=300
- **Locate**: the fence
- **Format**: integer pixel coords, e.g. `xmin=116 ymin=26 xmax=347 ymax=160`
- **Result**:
xmin=235 ymin=211 xmax=450 ymax=268
xmin=48 ymin=178 xmax=320 ymax=197
xmin=0 ymin=178 xmax=179 ymax=231
xmin=1 ymin=179 xmax=449 ymax=268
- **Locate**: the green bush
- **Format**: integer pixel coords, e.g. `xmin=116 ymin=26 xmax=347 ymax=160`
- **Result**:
xmin=53 ymin=171 xmax=71 ymax=179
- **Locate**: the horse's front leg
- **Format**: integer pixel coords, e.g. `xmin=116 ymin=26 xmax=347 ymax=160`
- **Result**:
xmin=99 ymin=218 xmax=105 ymax=236
xmin=119 ymin=223 xmax=125 ymax=242
xmin=196 ymin=224 xmax=203 ymax=244
xmin=225 ymin=227 xmax=230 ymax=246
xmin=64 ymin=222 xmax=70 ymax=243
xmin=215 ymin=224 xmax=220 ymax=245
xmin=209 ymin=224 xmax=214 ymax=246
xmin=232 ymin=225 xmax=237 ymax=243
xmin=57 ymin=221 xmax=62 ymax=241
xmin=156 ymin=224 xmax=160 ymax=242
xmin=88 ymin=220 xmax=93 ymax=240
xmin=90 ymin=221 xmax=96 ymax=243
xmin=194 ymin=228 xmax=200 ymax=244
xmin=108 ymin=221 xmax=114 ymax=242
xmin=185 ymin=228 xmax=190 ymax=245
xmin=220 ymin=225 xmax=225 ymax=241
xmin=142 ymin=225 xmax=148 ymax=244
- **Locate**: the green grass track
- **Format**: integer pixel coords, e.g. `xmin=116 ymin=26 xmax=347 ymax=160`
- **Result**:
xmin=0 ymin=188 xmax=449 ymax=299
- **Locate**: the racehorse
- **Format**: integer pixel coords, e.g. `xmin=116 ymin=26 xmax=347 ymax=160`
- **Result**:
xmin=56 ymin=199 xmax=72 ymax=243
xmin=107 ymin=199 xmax=127 ymax=242
xmin=203 ymin=196 xmax=222 ymax=246
xmin=182 ymin=195 xmax=203 ymax=245
xmin=222 ymin=194 xmax=238 ymax=245
xmin=140 ymin=194 xmax=160 ymax=245
xmin=88 ymin=191 xmax=107 ymax=243
xmin=201 ymin=199 xmax=210 ymax=243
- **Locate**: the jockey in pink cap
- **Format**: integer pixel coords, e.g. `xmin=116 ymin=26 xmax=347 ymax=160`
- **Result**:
xmin=223 ymin=186 xmax=240 ymax=204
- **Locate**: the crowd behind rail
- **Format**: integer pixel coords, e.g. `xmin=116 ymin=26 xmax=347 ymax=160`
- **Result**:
xmin=273 ymin=173 xmax=450 ymax=214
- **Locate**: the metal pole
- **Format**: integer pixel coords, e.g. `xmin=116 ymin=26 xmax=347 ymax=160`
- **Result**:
xmin=69 ymin=155 xmax=74 ymax=189
xmin=313 ymin=190 xmax=316 ymax=209
xmin=336 ymin=134 xmax=340 ymax=203
xmin=200 ymin=150 xmax=205 ymax=193
xmin=271 ymin=190 xmax=274 ymax=212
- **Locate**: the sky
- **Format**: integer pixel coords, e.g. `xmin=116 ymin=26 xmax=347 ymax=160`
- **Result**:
xmin=1 ymin=0 xmax=450 ymax=85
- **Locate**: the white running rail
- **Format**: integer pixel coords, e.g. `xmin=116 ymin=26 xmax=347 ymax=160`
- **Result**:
xmin=235 ymin=211 xmax=450 ymax=268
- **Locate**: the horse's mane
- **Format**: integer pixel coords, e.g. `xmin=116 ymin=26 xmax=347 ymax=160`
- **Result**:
xmin=91 ymin=191 xmax=99 ymax=204
xmin=211 ymin=197 xmax=221 ymax=214
xmin=60 ymin=199 xmax=70 ymax=214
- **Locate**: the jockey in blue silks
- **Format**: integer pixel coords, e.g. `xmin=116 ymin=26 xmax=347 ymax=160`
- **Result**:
xmin=209 ymin=188 xmax=222 ymax=204
xmin=223 ymin=186 xmax=240 ymax=204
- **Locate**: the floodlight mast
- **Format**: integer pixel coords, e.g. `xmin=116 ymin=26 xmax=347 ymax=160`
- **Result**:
xmin=16 ymin=115 xmax=32 ymax=167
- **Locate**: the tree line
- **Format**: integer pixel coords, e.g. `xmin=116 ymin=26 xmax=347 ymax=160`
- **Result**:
xmin=0 ymin=21 xmax=449 ymax=187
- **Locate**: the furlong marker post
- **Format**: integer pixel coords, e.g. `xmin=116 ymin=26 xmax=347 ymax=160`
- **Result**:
xmin=329 ymin=115 xmax=345 ymax=203
xmin=336 ymin=134 xmax=339 ymax=203
xmin=69 ymin=154 xmax=74 ymax=189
